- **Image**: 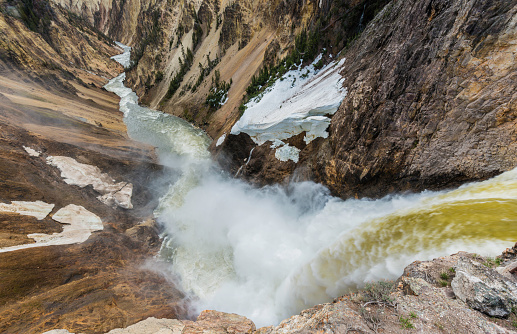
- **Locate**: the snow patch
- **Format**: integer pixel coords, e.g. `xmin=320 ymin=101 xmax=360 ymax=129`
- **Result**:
xmin=275 ymin=144 xmax=301 ymax=163
xmin=0 ymin=204 xmax=103 ymax=253
xmin=216 ymin=133 xmax=226 ymax=147
xmin=110 ymin=42 xmax=132 ymax=68
xmin=231 ymin=56 xmax=347 ymax=145
xmin=270 ymin=139 xmax=285 ymax=149
xmin=47 ymin=156 xmax=133 ymax=209
xmin=0 ymin=201 xmax=54 ymax=220
xmin=23 ymin=146 xmax=41 ymax=157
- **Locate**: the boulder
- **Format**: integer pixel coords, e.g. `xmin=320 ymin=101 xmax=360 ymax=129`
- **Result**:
xmin=452 ymin=257 xmax=517 ymax=318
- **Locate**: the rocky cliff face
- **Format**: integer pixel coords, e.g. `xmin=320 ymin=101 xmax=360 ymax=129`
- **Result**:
xmin=313 ymin=0 xmax=517 ymax=198
xmin=216 ymin=0 xmax=517 ymax=199
xmin=117 ymin=0 xmax=517 ymax=200
xmin=2 ymin=0 xmax=517 ymax=332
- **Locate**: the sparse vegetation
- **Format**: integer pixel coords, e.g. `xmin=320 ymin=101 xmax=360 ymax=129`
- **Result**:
xmin=238 ymin=103 xmax=247 ymax=116
xmin=205 ymin=70 xmax=231 ymax=110
xmin=241 ymin=26 xmax=328 ymax=108
xmin=215 ymin=14 xmax=222 ymax=29
xmin=439 ymin=280 xmax=448 ymax=287
xmin=361 ymin=281 xmax=396 ymax=307
xmin=409 ymin=311 xmax=417 ymax=319
xmin=155 ymin=71 xmax=164 ymax=83
xmin=483 ymin=257 xmax=496 ymax=268
xmin=130 ymin=10 xmax=161 ymax=68
xmin=163 ymin=47 xmax=194 ymax=100
xmin=399 ymin=316 xmax=415 ymax=329
xmin=192 ymin=17 xmax=203 ymax=49
xmin=17 ymin=0 xmax=52 ymax=41
xmin=360 ymin=307 xmax=382 ymax=332
xmin=191 ymin=54 xmax=219 ymax=92
xmin=440 ymin=272 xmax=449 ymax=280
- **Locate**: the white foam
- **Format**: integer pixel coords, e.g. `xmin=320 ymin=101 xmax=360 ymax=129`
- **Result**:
xmin=106 ymin=43 xmax=517 ymax=329
xmin=0 ymin=201 xmax=54 ymax=220
xmin=0 ymin=204 xmax=103 ymax=253
xmin=47 ymin=156 xmax=133 ymax=209
xmin=110 ymin=41 xmax=132 ymax=68
xmin=231 ymin=56 xmax=347 ymax=145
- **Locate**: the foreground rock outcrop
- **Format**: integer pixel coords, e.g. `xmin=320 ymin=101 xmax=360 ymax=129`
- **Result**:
xmin=452 ymin=257 xmax=517 ymax=318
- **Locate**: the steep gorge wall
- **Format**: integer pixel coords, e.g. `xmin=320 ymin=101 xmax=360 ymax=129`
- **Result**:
xmin=122 ymin=0 xmax=388 ymax=138
xmin=219 ymin=0 xmax=517 ymax=199
xmin=29 ymin=0 xmax=517 ymax=201
xmin=122 ymin=0 xmax=364 ymax=136
xmin=314 ymin=0 xmax=517 ymax=198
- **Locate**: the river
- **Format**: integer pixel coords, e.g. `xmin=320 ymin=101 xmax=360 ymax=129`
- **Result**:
xmin=104 ymin=44 xmax=517 ymax=327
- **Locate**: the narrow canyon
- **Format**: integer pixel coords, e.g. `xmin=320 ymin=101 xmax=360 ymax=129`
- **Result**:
xmin=0 ymin=0 xmax=517 ymax=333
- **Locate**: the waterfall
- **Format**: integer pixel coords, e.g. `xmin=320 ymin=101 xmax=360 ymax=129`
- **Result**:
xmin=105 ymin=43 xmax=517 ymax=327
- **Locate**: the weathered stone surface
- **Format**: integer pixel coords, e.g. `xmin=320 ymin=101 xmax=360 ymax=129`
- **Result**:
xmin=452 ymin=257 xmax=517 ymax=318
xmin=217 ymin=0 xmax=517 ymax=200
xmin=183 ymin=310 xmax=256 ymax=334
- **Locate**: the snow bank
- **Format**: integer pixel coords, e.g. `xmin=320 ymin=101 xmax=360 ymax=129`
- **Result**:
xmin=47 ymin=156 xmax=133 ymax=209
xmin=231 ymin=56 xmax=347 ymax=146
xmin=216 ymin=133 xmax=226 ymax=147
xmin=0 ymin=204 xmax=103 ymax=253
xmin=0 ymin=201 xmax=54 ymax=220
xmin=23 ymin=146 xmax=41 ymax=157
xmin=275 ymin=144 xmax=301 ymax=163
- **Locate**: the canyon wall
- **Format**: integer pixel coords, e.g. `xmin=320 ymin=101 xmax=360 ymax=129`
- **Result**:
xmin=218 ymin=0 xmax=517 ymax=199
xmin=116 ymin=0 xmax=517 ymax=199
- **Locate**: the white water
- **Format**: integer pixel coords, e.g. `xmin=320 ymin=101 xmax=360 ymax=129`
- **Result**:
xmin=106 ymin=44 xmax=517 ymax=327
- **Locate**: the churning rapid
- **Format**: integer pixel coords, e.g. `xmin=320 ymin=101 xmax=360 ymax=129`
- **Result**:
xmin=105 ymin=45 xmax=517 ymax=327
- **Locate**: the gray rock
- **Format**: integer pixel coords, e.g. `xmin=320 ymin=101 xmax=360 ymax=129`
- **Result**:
xmin=452 ymin=257 xmax=517 ymax=318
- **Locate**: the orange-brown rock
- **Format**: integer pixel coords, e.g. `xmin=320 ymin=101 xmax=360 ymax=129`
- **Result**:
xmin=0 ymin=3 xmax=185 ymax=333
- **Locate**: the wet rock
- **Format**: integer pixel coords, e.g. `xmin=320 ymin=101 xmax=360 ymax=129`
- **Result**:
xmin=452 ymin=257 xmax=517 ymax=318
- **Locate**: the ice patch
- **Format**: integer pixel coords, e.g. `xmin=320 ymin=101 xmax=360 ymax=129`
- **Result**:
xmin=110 ymin=42 xmax=132 ymax=68
xmin=0 ymin=201 xmax=54 ymax=220
xmin=216 ymin=133 xmax=226 ymax=147
xmin=270 ymin=139 xmax=285 ymax=149
xmin=23 ymin=146 xmax=41 ymax=157
xmin=231 ymin=56 xmax=347 ymax=145
xmin=275 ymin=144 xmax=300 ymax=163
xmin=47 ymin=156 xmax=133 ymax=209
xmin=0 ymin=204 xmax=103 ymax=253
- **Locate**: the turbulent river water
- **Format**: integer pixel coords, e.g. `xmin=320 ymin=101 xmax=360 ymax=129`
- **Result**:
xmin=105 ymin=45 xmax=517 ymax=327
